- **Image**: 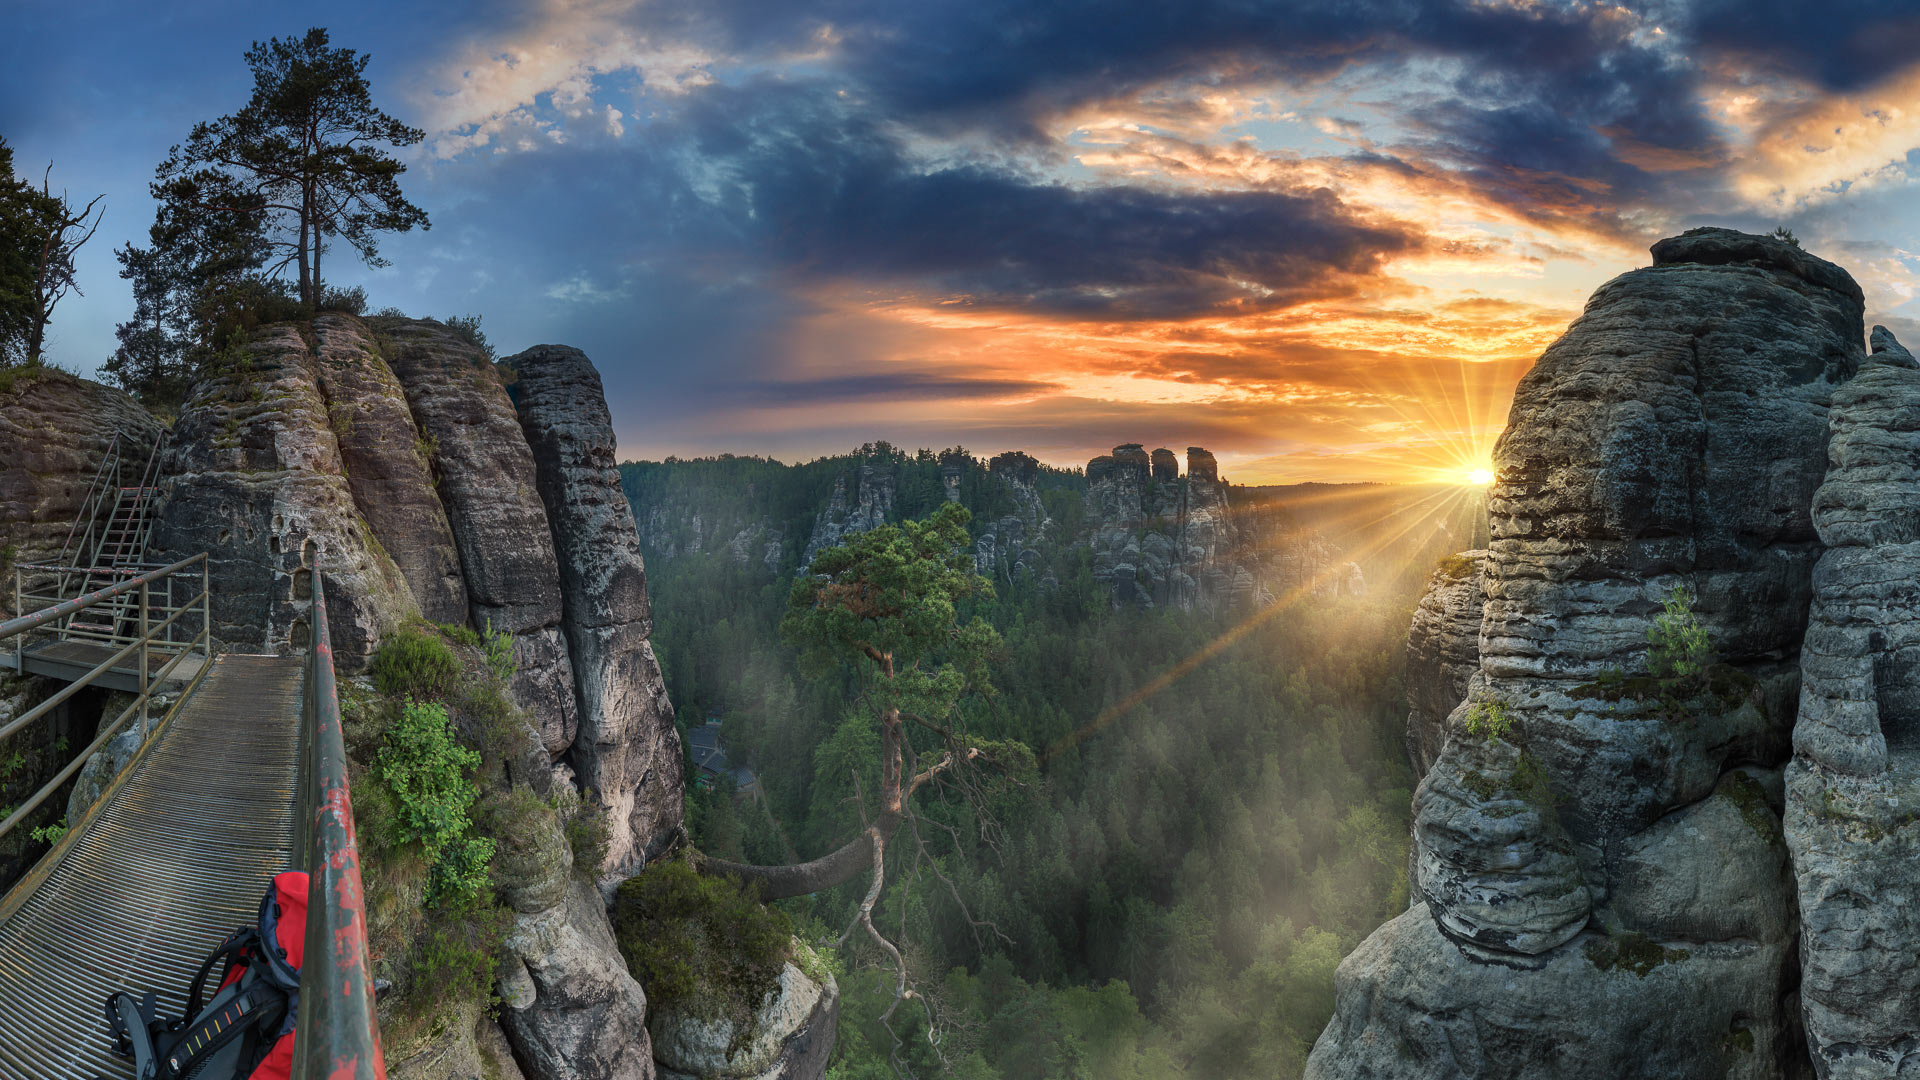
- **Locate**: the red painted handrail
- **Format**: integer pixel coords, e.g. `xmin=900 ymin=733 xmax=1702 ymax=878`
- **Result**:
xmin=293 ymin=566 xmax=386 ymax=1080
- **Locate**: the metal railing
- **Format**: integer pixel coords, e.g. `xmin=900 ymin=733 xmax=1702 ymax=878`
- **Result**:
xmin=0 ymin=553 xmax=212 ymax=840
xmin=292 ymin=565 xmax=386 ymax=1080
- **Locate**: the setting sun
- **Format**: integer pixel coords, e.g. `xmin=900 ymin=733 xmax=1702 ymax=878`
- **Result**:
xmin=1467 ymin=467 xmax=1495 ymax=486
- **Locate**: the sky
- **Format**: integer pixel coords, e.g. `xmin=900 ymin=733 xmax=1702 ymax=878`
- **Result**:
xmin=4 ymin=0 xmax=1920 ymax=484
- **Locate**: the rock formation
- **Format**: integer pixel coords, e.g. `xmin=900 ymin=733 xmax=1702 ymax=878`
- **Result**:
xmin=1084 ymin=443 xmax=1274 ymax=609
xmin=152 ymin=324 xmax=419 ymax=667
xmin=650 ymin=958 xmax=839 ymax=1080
xmin=383 ymin=317 xmax=581 ymax=758
xmin=0 ymin=368 xmax=163 ymax=583
xmin=1405 ymin=552 xmax=1486 ymax=780
xmin=974 ymin=451 xmax=1053 ymax=583
xmin=491 ymin=791 xmax=657 ymax=1080
xmin=1310 ymin=228 xmax=1863 ymax=1078
xmin=510 ymin=344 xmax=685 ymax=882
xmin=1785 ymin=324 xmax=1920 ymax=1076
xmin=802 ymin=464 xmax=893 ymax=566
xmin=309 ymin=314 xmax=469 ymax=625
xmin=79 ymin=314 xmax=702 ymax=1078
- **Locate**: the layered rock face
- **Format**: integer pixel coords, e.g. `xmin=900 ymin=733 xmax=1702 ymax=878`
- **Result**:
xmin=1404 ymin=551 xmax=1486 ymax=780
xmin=492 ymin=796 xmax=657 ymax=1080
xmin=1310 ymin=228 xmax=1864 ymax=1078
xmin=802 ymin=465 xmax=893 ymax=566
xmin=974 ymin=451 xmax=1054 ymax=583
xmin=1786 ymin=326 xmax=1920 ymax=1077
xmin=0 ymin=369 xmax=163 ymax=585
xmin=153 ymin=325 xmax=419 ymax=666
xmin=309 ymin=315 xmax=469 ymax=625
xmin=383 ymin=318 xmax=581 ymax=758
xmin=1086 ymin=443 xmax=1256 ymax=609
xmin=510 ymin=344 xmax=685 ymax=882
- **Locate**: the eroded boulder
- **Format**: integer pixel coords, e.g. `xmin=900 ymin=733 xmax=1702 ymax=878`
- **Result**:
xmin=651 ymin=957 xmax=838 ymax=1080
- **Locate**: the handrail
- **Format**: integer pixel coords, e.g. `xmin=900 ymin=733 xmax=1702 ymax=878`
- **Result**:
xmin=293 ymin=565 xmax=386 ymax=1080
xmin=0 ymin=554 xmax=204 ymax=641
xmin=0 ymin=553 xmax=212 ymax=842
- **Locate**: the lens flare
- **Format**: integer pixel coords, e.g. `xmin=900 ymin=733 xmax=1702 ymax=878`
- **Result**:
xmin=1467 ymin=467 xmax=1494 ymax=486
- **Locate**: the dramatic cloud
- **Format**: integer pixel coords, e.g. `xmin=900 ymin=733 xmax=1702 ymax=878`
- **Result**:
xmin=10 ymin=0 xmax=1920 ymax=480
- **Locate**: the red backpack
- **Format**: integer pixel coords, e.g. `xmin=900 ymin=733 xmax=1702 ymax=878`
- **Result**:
xmin=105 ymin=871 xmax=307 ymax=1080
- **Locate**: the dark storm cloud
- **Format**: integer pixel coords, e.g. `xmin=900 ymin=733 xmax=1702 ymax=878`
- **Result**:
xmin=618 ymin=0 xmax=1728 ymax=233
xmin=650 ymin=82 xmax=1429 ymax=320
xmin=1683 ymin=0 xmax=1920 ymax=91
xmin=740 ymin=372 xmax=1061 ymax=405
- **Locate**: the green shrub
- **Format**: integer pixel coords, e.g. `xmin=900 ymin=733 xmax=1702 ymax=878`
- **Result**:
xmin=29 ymin=818 xmax=65 ymax=845
xmin=1648 ymin=585 xmax=1712 ymax=681
xmin=483 ymin=627 xmax=516 ymax=683
xmin=370 ymin=625 xmax=461 ymax=700
xmin=376 ymin=699 xmax=493 ymax=906
xmin=613 ymin=856 xmax=793 ymax=1024
xmin=553 ymin=786 xmax=610 ymax=875
xmin=1463 ymin=697 xmax=1512 ymax=744
xmin=444 ymin=314 xmax=496 ymax=362
xmin=318 ymin=284 xmax=368 ymax=314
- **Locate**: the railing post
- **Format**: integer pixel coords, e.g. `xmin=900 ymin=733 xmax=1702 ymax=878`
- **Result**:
xmin=12 ymin=565 xmax=20 ymax=675
xmin=138 ymin=580 xmax=150 ymax=738
xmin=201 ymin=563 xmax=211 ymax=661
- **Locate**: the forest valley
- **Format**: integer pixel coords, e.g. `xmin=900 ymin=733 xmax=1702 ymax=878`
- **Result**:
xmin=623 ymin=448 xmax=1433 ymax=1080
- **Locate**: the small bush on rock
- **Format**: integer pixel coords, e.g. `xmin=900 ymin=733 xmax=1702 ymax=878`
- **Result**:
xmin=377 ymin=699 xmax=494 ymax=906
xmin=1648 ymin=585 xmax=1712 ymax=682
xmin=613 ymin=856 xmax=793 ymax=1024
xmin=370 ymin=624 xmax=461 ymax=700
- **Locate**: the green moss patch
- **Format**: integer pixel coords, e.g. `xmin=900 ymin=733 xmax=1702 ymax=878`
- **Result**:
xmin=1585 ymin=930 xmax=1689 ymax=977
xmin=1717 ymin=772 xmax=1780 ymax=842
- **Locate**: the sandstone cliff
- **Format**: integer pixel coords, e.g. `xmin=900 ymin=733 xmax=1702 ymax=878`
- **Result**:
xmin=510 ymin=344 xmax=684 ymax=884
xmin=1310 ymin=228 xmax=1863 ymax=1078
xmin=0 ymin=368 xmax=164 ymax=586
xmin=134 ymin=314 xmax=687 ymax=1079
xmin=1785 ymin=324 xmax=1920 ymax=1076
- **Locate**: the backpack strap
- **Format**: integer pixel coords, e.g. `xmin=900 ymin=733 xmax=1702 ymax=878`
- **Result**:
xmin=184 ymin=927 xmax=254 ymax=1022
xmin=155 ymin=980 xmax=285 ymax=1080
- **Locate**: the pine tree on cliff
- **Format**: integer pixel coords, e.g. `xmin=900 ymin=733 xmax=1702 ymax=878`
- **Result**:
xmin=695 ymin=501 xmax=1032 ymax=1018
xmin=108 ymin=28 xmax=427 ymax=400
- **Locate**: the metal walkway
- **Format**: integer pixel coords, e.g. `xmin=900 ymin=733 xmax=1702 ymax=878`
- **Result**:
xmin=0 ymin=653 xmax=304 ymax=1078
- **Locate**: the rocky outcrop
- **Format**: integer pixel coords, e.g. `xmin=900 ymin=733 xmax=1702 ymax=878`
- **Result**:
xmin=801 ymin=465 xmax=893 ymax=566
xmin=511 ymin=344 xmax=684 ymax=882
xmin=152 ymin=324 xmax=418 ymax=668
xmin=974 ymin=451 xmax=1053 ymax=583
xmin=1406 ymin=552 xmax=1487 ymax=779
xmin=1785 ymin=325 xmax=1920 ymax=1076
xmin=483 ymin=786 xmax=658 ymax=1080
xmin=652 ymin=958 xmax=838 ymax=1080
xmin=383 ymin=318 xmax=579 ymax=758
xmin=1085 ymin=443 xmax=1262 ymax=610
xmin=308 ymin=314 xmax=468 ymax=625
xmin=1310 ymin=228 xmax=1863 ymax=1078
xmin=0 ymin=369 xmax=163 ymax=582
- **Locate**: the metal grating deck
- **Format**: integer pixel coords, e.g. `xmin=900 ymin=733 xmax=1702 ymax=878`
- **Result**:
xmin=0 ymin=653 xmax=303 ymax=1078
